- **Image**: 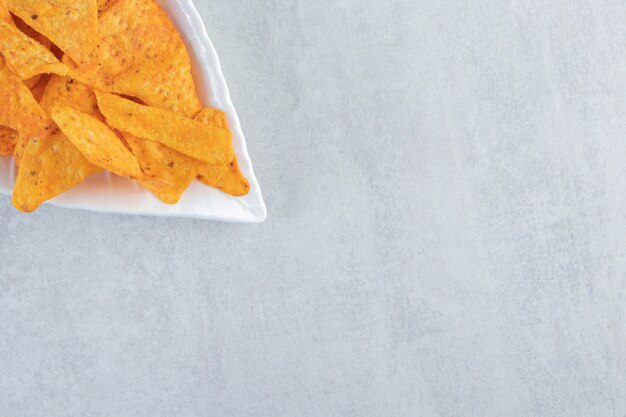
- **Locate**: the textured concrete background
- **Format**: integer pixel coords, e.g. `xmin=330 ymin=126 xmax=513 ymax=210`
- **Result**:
xmin=1 ymin=0 xmax=626 ymax=416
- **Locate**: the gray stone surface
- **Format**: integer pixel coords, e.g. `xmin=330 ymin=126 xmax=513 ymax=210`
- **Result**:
xmin=1 ymin=0 xmax=626 ymax=415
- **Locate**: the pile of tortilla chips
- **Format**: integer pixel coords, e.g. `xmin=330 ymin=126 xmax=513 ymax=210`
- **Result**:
xmin=0 ymin=0 xmax=249 ymax=213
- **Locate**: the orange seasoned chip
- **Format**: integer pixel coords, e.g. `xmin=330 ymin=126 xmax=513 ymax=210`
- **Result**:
xmin=216 ymin=157 xmax=250 ymax=196
xmin=124 ymin=106 xmax=249 ymax=203
xmin=11 ymin=73 xmax=101 ymax=209
xmin=51 ymin=106 xmax=142 ymax=178
xmin=0 ymin=21 xmax=69 ymax=80
xmin=76 ymin=0 xmax=201 ymax=117
xmin=12 ymin=129 xmax=101 ymax=213
xmin=0 ymin=57 xmax=52 ymax=137
xmin=123 ymin=107 xmax=233 ymax=204
xmin=97 ymin=92 xmax=232 ymax=165
xmin=192 ymin=108 xmax=234 ymax=189
xmin=125 ymin=135 xmax=198 ymax=204
xmin=40 ymin=75 xmax=101 ymax=118
xmin=194 ymin=108 xmax=250 ymax=196
xmin=5 ymin=0 xmax=98 ymax=67
xmin=0 ymin=126 xmax=17 ymax=156
xmin=193 ymin=107 xmax=230 ymax=188
xmin=195 ymin=162 xmax=229 ymax=189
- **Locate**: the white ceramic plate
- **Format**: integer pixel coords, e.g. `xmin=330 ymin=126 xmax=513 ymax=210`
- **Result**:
xmin=0 ymin=0 xmax=267 ymax=223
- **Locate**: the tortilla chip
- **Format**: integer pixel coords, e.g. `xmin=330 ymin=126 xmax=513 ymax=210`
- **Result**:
xmin=193 ymin=108 xmax=249 ymax=196
xmin=125 ymin=135 xmax=198 ymax=204
xmin=123 ymin=106 xmax=250 ymax=200
xmin=0 ymin=0 xmax=12 ymax=24
xmin=193 ymin=107 xmax=230 ymax=187
xmin=40 ymin=75 xmax=101 ymax=118
xmin=76 ymin=0 xmax=201 ymax=117
xmin=12 ymin=73 xmax=102 ymax=208
xmin=124 ymin=106 xmax=248 ymax=203
xmin=96 ymin=92 xmax=232 ymax=165
xmin=0 ymin=57 xmax=52 ymax=137
xmin=123 ymin=107 xmax=233 ymax=203
xmin=192 ymin=109 xmax=232 ymax=188
xmin=216 ymin=158 xmax=250 ymax=196
xmin=12 ymin=129 xmax=101 ymax=212
xmin=51 ymin=106 xmax=141 ymax=178
xmin=0 ymin=21 xmax=69 ymax=80
xmin=5 ymin=0 xmax=98 ymax=68
xmin=0 ymin=126 xmax=17 ymax=156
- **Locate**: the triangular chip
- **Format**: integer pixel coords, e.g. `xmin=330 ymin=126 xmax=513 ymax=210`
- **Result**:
xmin=12 ymin=129 xmax=101 ymax=212
xmin=12 ymin=75 xmax=102 ymax=209
xmin=51 ymin=106 xmax=142 ymax=178
xmin=40 ymin=75 xmax=101 ymax=118
xmin=0 ymin=126 xmax=16 ymax=156
xmin=96 ymin=92 xmax=232 ymax=165
xmin=194 ymin=108 xmax=250 ymax=196
xmin=215 ymin=157 xmax=251 ymax=196
xmin=125 ymin=135 xmax=199 ymax=204
xmin=75 ymin=0 xmax=201 ymax=117
xmin=125 ymin=107 xmax=249 ymax=203
xmin=5 ymin=0 xmax=98 ymax=67
xmin=0 ymin=57 xmax=51 ymax=137
xmin=0 ymin=21 xmax=69 ymax=80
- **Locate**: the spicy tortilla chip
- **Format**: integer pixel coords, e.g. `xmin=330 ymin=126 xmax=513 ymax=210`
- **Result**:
xmin=194 ymin=108 xmax=249 ymax=196
xmin=0 ymin=57 xmax=51 ymax=137
xmin=193 ymin=107 xmax=229 ymax=188
xmin=96 ymin=92 xmax=233 ymax=165
xmin=192 ymin=109 xmax=234 ymax=189
xmin=216 ymin=158 xmax=250 ymax=196
xmin=125 ymin=135 xmax=199 ymax=204
xmin=125 ymin=107 xmax=248 ymax=203
xmin=0 ymin=21 xmax=69 ymax=80
xmin=12 ymin=74 xmax=101 ymax=209
xmin=75 ymin=0 xmax=201 ymax=117
xmin=40 ymin=75 xmax=101 ymax=118
xmin=5 ymin=0 xmax=98 ymax=68
xmin=51 ymin=106 xmax=142 ymax=178
xmin=0 ymin=126 xmax=17 ymax=156
xmin=12 ymin=129 xmax=101 ymax=212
